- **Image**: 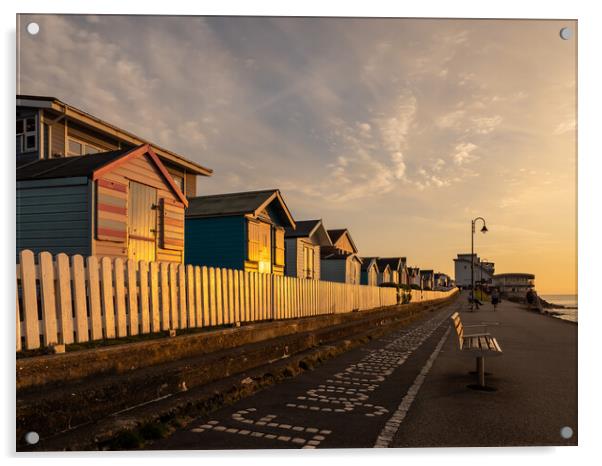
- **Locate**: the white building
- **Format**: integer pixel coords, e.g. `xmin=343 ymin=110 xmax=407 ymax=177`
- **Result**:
xmin=453 ymin=253 xmax=495 ymax=288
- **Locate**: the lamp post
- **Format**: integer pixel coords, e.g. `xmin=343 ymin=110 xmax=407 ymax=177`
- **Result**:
xmin=471 ymin=217 xmax=488 ymax=310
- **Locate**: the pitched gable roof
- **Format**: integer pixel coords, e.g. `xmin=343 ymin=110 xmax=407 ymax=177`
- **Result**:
xmin=320 ymin=246 xmax=363 ymax=263
xmin=360 ymin=257 xmax=379 ymax=271
xmin=377 ymin=257 xmax=406 ymax=271
xmin=327 ymin=228 xmax=358 ymax=254
xmin=186 ymin=189 xmax=296 ymax=228
xmin=16 ymin=144 xmax=188 ymax=206
xmin=285 ymin=219 xmax=333 ymax=246
xmin=285 ymin=219 xmax=320 ymax=238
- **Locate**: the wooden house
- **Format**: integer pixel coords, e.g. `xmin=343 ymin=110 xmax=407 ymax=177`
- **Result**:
xmin=420 ymin=269 xmax=435 ymax=290
xmin=327 ymin=228 xmax=359 ymax=255
xmin=320 ymin=246 xmax=362 ymax=284
xmin=185 ymin=189 xmax=296 ymax=275
xmin=377 ymin=257 xmax=408 ymax=286
xmin=376 ymin=260 xmax=393 ymax=284
xmin=360 ymin=257 xmax=379 ymax=286
xmin=408 ymin=267 xmax=421 ymax=287
xmin=16 ymin=144 xmax=187 ymax=262
xmin=284 ymin=219 xmax=332 ymax=280
xmin=17 ymin=95 xmax=212 ymax=197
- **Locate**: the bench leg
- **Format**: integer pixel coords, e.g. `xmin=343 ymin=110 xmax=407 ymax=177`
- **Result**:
xmin=477 ymin=357 xmax=485 ymax=387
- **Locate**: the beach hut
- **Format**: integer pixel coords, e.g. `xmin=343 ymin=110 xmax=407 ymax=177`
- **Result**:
xmin=184 ymin=189 xmax=296 ymax=275
xmin=16 ymin=144 xmax=188 ymax=262
xmin=420 ymin=269 xmax=435 ymax=290
xmin=360 ymin=257 xmax=379 ymax=286
xmin=284 ymin=219 xmax=332 ymax=279
xmin=376 ymin=260 xmax=393 ymax=284
xmin=377 ymin=257 xmax=408 ymax=286
xmin=408 ymin=267 xmax=421 ymax=287
xmin=327 ymin=228 xmax=359 ymax=255
xmin=320 ymin=246 xmax=362 ymax=284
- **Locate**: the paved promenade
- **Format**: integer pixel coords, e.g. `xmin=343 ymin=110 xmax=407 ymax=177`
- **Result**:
xmin=151 ymin=293 xmax=577 ymax=449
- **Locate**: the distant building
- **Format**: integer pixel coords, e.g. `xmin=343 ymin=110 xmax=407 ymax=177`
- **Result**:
xmin=407 ymin=267 xmax=421 ymax=287
xmin=434 ymin=273 xmax=452 ymax=289
xmin=493 ymin=273 xmax=535 ymax=299
xmin=420 ymin=270 xmax=435 ymax=290
xmin=376 ymin=257 xmax=408 ymax=286
xmin=453 ymin=253 xmax=495 ymax=288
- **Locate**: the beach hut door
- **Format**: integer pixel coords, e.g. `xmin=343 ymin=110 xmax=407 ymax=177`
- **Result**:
xmin=128 ymin=181 xmax=157 ymax=262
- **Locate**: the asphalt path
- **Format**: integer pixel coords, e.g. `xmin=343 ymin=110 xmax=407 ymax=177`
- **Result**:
xmin=151 ymin=293 xmax=577 ymax=449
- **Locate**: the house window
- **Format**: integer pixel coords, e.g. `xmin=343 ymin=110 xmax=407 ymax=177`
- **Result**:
xmin=67 ymin=137 xmax=103 ymax=156
xmin=16 ymin=116 xmax=37 ymax=152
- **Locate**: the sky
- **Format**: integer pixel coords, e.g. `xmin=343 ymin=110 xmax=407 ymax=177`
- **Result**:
xmin=17 ymin=15 xmax=577 ymax=294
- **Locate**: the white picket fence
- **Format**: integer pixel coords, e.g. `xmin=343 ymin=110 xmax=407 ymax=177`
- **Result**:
xmin=15 ymin=249 xmax=457 ymax=352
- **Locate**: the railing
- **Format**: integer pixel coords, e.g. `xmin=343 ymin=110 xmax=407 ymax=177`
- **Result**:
xmin=15 ymin=249 xmax=457 ymax=352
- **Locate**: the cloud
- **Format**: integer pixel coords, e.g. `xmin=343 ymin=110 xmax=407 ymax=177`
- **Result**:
xmin=553 ymin=119 xmax=576 ymax=135
xmin=471 ymin=115 xmax=503 ymax=134
xmin=451 ymin=142 xmax=479 ymax=165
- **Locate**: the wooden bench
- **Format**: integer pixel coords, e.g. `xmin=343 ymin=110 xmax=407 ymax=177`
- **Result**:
xmin=450 ymin=312 xmax=503 ymax=388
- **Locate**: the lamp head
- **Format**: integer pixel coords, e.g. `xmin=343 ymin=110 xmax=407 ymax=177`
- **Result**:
xmin=480 ymin=225 xmax=488 ymax=233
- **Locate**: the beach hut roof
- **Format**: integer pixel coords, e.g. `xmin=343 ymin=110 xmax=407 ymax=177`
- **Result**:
xmin=327 ymin=228 xmax=359 ymax=254
xmin=186 ymin=189 xmax=296 ymax=228
xmin=284 ymin=219 xmax=333 ymax=246
xmin=16 ymin=144 xmax=188 ymax=206
xmin=360 ymin=257 xmax=379 ymax=271
xmin=320 ymin=246 xmax=363 ymax=263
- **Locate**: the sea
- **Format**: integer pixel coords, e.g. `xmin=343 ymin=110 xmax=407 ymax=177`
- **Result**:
xmin=540 ymin=294 xmax=578 ymax=323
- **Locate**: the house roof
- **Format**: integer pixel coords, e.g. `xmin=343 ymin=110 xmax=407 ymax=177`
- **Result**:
xmin=377 ymin=257 xmax=406 ymax=271
xmin=16 ymin=144 xmax=189 ymax=206
xmin=320 ymin=246 xmax=362 ymax=263
xmin=284 ymin=219 xmax=333 ymax=246
xmin=17 ymin=94 xmax=212 ymax=176
xmin=327 ymin=228 xmax=359 ymax=253
xmin=375 ymin=260 xmax=392 ymax=272
xmin=360 ymin=257 xmax=379 ymax=271
xmin=285 ymin=219 xmax=320 ymax=238
xmin=186 ymin=189 xmax=296 ymax=228
xmin=420 ymin=269 xmax=434 ymax=275
xmin=17 ymin=149 xmax=128 ymax=180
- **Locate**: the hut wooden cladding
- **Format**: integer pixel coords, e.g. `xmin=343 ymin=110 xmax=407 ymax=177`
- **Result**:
xmin=15 ymin=249 xmax=458 ymax=351
xmin=16 ymin=144 xmax=187 ymax=263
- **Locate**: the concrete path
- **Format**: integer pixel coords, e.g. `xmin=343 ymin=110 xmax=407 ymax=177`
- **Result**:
xmin=151 ymin=293 xmax=577 ymax=449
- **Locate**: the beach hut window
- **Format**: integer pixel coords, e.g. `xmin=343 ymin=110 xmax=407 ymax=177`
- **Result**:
xmin=16 ymin=116 xmax=37 ymax=152
xmin=68 ymin=139 xmax=83 ymax=156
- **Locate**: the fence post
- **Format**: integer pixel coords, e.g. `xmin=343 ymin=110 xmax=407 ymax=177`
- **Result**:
xmin=149 ymin=262 xmax=160 ymax=333
xmin=139 ymin=260 xmax=150 ymax=334
xmin=126 ymin=259 xmax=139 ymax=336
xmin=39 ymin=251 xmax=58 ymax=346
xmin=86 ymin=256 xmax=103 ymax=340
xmin=71 ymin=254 xmax=89 ymax=342
xmin=56 ymin=253 xmax=75 ymax=344
xmin=100 ymin=257 xmax=115 ymax=338
xmin=114 ymin=258 xmax=127 ymax=337
xmin=19 ymin=250 xmax=40 ymax=349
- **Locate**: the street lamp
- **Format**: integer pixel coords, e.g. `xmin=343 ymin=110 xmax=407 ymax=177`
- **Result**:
xmin=471 ymin=217 xmax=488 ymax=310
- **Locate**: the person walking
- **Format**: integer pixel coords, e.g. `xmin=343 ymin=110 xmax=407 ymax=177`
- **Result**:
xmin=491 ymin=288 xmax=500 ymax=311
